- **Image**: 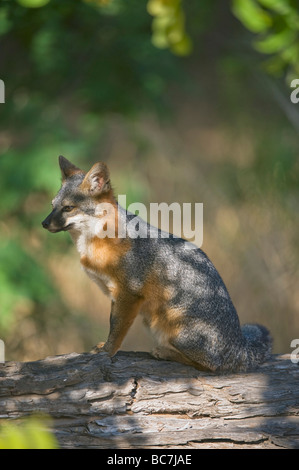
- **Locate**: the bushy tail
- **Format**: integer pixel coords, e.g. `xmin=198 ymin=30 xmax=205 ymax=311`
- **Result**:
xmin=240 ymin=324 xmax=272 ymax=371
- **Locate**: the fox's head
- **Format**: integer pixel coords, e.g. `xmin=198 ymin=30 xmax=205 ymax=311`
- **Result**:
xmin=42 ymin=156 xmax=112 ymax=234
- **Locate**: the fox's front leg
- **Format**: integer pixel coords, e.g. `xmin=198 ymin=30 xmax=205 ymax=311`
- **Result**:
xmin=92 ymin=294 xmax=143 ymax=356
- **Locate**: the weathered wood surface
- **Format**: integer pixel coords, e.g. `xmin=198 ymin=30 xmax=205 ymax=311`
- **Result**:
xmin=0 ymin=351 xmax=298 ymax=449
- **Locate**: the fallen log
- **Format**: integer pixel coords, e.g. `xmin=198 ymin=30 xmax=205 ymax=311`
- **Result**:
xmin=0 ymin=351 xmax=298 ymax=449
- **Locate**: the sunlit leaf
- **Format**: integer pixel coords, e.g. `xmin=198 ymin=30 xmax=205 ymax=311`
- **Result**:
xmin=257 ymin=0 xmax=294 ymax=15
xmin=232 ymin=0 xmax=272 ymax=32
xmin=170 ymin=34 xmax=192 ymax=56
xmin=152 ymin=31 xmax=169 ymax=49
xmin=17 ymin=0 xmax=51 ymax=8
xmin=280 ymin=42 xmax=299 ymax=65
xmin=0 ymin=417 xmax=58 ymax=449
xmin=147 ymin=0 xmax=192 ymax=56
xmin=147 ymin=0 xmax=180 ymax=17
xmin=254 ymin=29 xmax=296 ymax=53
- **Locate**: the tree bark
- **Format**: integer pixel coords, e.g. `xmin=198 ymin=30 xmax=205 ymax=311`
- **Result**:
xmin=0 ymin=351 xmax=298 ymax=449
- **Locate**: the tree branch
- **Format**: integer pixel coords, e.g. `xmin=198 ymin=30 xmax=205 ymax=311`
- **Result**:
xmin=0 ymin=351 xmax=298 ymax=448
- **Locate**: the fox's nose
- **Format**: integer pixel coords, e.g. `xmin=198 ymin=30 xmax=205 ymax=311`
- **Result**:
xmin=42 ymin=218 xmax=49 ymax=229
xmin=42 ymin=213 xmax=52 ymax=229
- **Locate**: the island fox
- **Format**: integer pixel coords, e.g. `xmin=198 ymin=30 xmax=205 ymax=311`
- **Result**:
xmin=42 ymin=156 xmax=272 ymax=372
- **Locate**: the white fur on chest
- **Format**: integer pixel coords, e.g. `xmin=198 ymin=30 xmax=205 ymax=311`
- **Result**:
xmin=76 ymin=232 xmax=91 ymax=258
xmin=83 ymin=264 xmax=116 ymax=300
xmin=69 ymin=212 xmax=107 ymax=258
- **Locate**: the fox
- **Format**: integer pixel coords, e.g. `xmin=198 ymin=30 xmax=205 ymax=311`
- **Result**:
xmin=42 ymin=156 xmax=272 ymax=372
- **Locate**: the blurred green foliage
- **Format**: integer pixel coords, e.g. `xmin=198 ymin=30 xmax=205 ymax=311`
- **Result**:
xmin=147 ymin=0 xmax=192 ymax=56
xmin=232 ymin=0 xmax=299 ymax=78
xmin=0 ymin=416 xmax=58 ymax=449
xmin=1 ymin=0 xmax=182 ymax=114
xmin=10 ymin=0 xmax=299 ymax=74
xmin=0 ymin=0 xmax=298 ymax=358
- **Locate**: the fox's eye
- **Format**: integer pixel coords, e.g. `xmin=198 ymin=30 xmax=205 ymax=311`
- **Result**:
xmin=62 ymin=206 xmax=75 ymax=212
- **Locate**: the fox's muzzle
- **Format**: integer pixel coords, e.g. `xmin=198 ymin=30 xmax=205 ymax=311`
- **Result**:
xmin=42 ymin=209 xmax=69 ymax=233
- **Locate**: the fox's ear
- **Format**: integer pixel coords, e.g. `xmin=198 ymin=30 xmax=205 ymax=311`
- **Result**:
xmin=81 ymin=162 xmax=111 ymax=196
xmin=59 ymin=155 xmax=83 ymax=181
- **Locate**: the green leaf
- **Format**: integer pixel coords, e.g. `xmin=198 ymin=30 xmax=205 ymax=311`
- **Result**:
xmin=0 ymin=417 xmax=58 ymax=449
xmin=254 ymin=29 xmax=296 ymax=53
xmin=152 ymin=30 xmax=170 ymax=49
xmin=232 ymin=0 xmax=272 ymax=33
xmin=256 ymin=0 xmax=294 ymax=15
xmin=148 ymin=0 xmax=193 ymax=56
xmin=147 ymin=0 xmax=180 ymax=17
xmin=17 ymin=0 xmax=51 ymax=7
xmin=280 ymin=42 xmax=299 ymax=65
xmin=170 ymin=34 xmax=192 ymax=56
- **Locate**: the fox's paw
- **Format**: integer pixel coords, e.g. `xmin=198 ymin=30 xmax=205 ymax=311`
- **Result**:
xmin=151 ymin=347 xmax=160 ymax=359
xmin=90 ymin=342 xmax=106 ymax=354
xmin=151 ymin=346 xmax=171 ymax=361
